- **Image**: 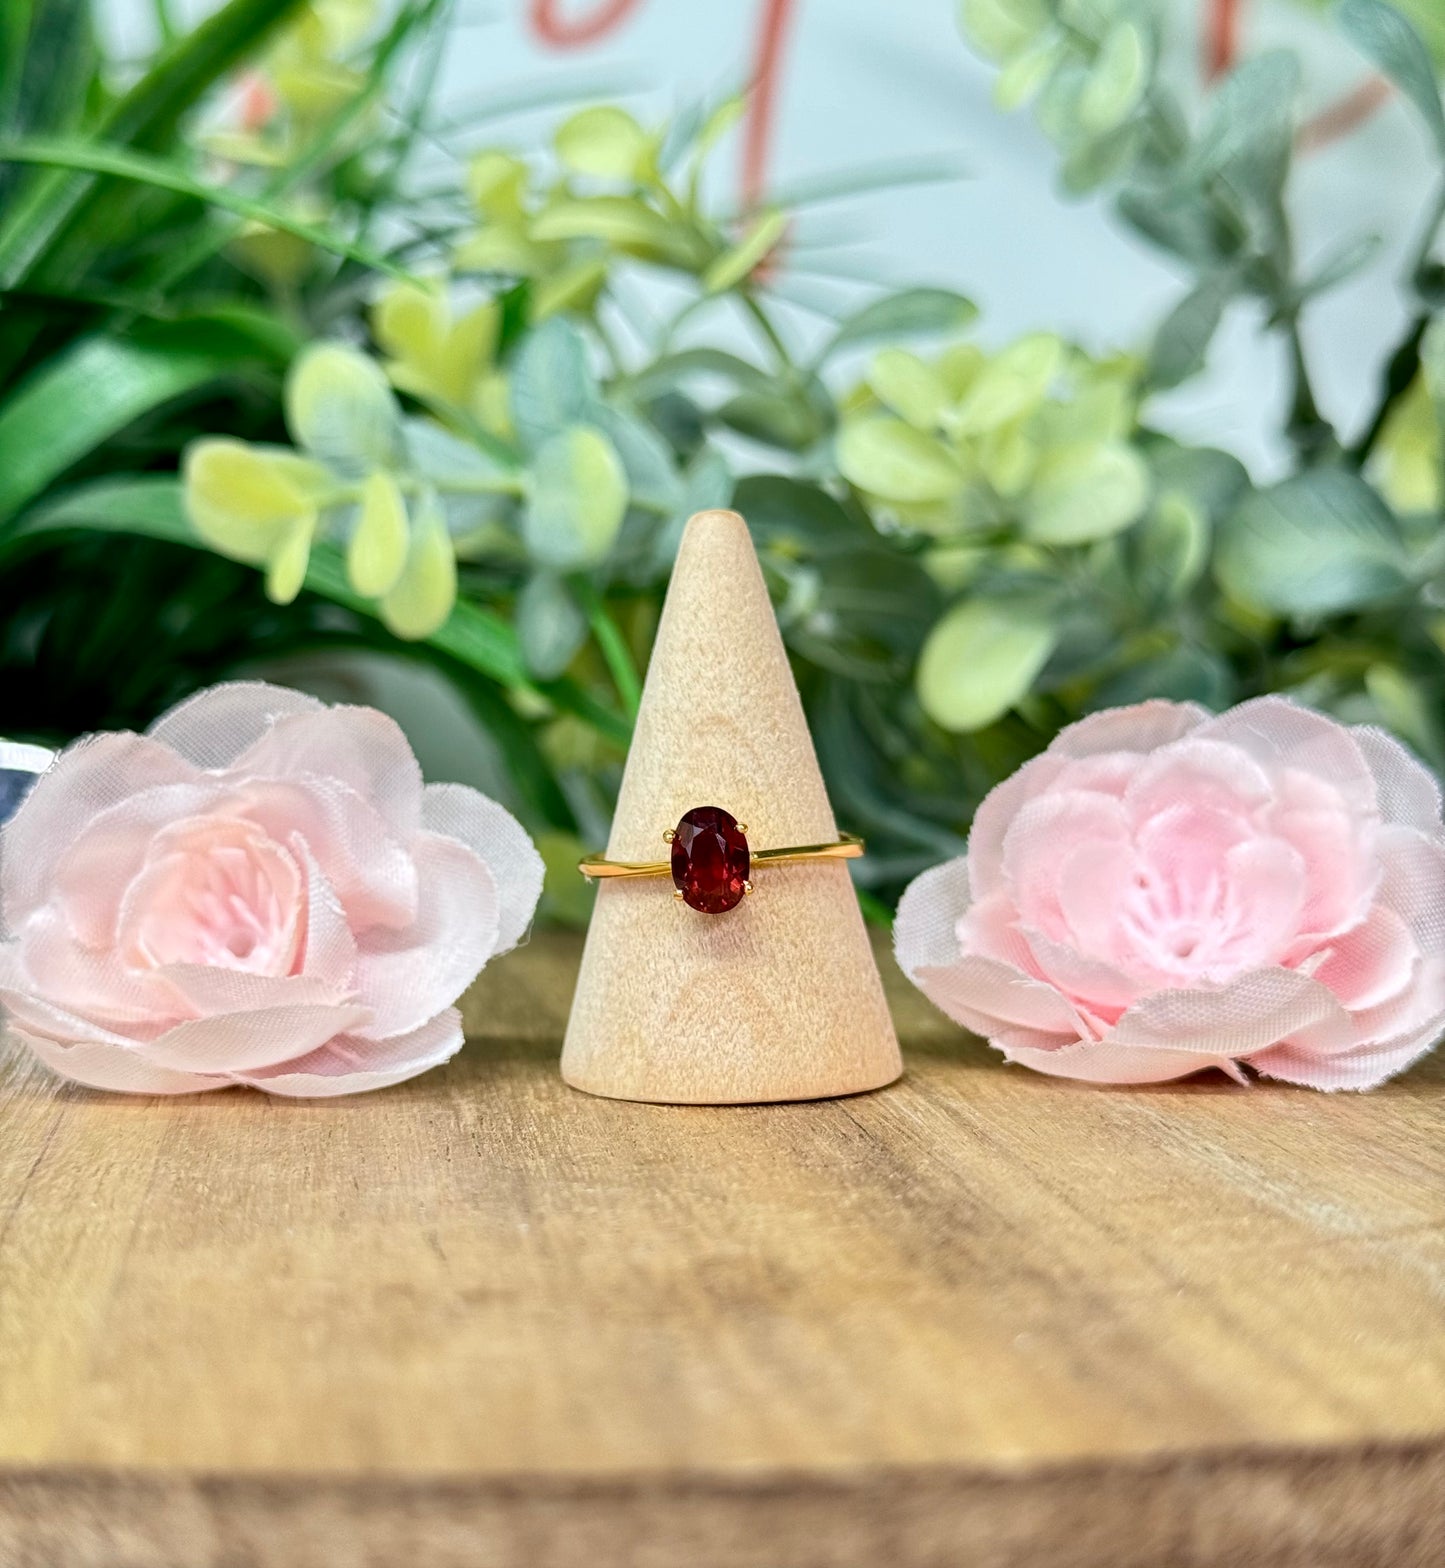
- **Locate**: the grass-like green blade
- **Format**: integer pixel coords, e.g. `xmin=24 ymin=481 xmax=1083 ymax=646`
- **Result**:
xmin=0 ymin=332 xmax=267 ymax=523
xmin=6 ymin=477 xmax=632 ymax=747
xmin=0 ymin=138 xmax=410 ymax=286
xmin=0 ymin=0 xmax=307 ymax=283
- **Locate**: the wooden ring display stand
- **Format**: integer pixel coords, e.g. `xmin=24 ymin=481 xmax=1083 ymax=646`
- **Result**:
xmin=561 ymin=509 xmax=902 ymax=1104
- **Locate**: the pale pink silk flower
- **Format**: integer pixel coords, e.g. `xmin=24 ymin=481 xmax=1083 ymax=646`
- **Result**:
xmin=896 ymin=697 xmax=1445 ymax=1089
xmin=0 ymin=681 xmax=543 ymax=1096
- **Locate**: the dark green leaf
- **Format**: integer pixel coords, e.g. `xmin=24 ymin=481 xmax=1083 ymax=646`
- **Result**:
xmin=517 ymin=572 xmax=587 ymax=680
xmin=0 ymin=327 xmax=276 ymax=523
xmin=817 ymin=288 xmax=979 ymax=362
xmin=1216 ymin=469 xmax=1411 ymax=615
xmin=508 ymin=316 xmax=603 ymax=452
xmin=0 ymin=138 xmax=408 ymax=286
xmin=8 ymin=477 xmax=632 ymax=747
xmin=1338 ymin=0 xmax=1445 ymax=152
xmin=1147 ymin=272 xmax=1235 ymax=390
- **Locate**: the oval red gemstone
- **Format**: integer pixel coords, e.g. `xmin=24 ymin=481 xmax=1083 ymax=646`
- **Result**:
xmin=670 ymin=806 xmax=750 ymax=914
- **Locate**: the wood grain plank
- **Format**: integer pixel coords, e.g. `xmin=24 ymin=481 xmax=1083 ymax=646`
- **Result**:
xmin=0 ymin=933 xmax=1442 ymax=1566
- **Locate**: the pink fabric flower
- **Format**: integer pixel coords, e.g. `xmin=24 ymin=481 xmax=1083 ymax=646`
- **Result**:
xmin=895 ymin=697 xmax=1445 ymax=1089
xmin=0 ymin=682 xmax=543 ymax=1096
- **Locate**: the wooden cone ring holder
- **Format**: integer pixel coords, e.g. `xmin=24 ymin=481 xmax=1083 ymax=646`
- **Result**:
xmin=562 ymin=509 xmax=902 ymax=1104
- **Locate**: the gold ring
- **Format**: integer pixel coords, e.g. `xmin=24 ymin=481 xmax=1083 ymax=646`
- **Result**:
xmin=579 ymin=805 xmax=863 ymax=914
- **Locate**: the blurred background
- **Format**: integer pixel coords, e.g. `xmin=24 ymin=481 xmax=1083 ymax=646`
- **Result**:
xmin=3 ymin=0 xmax=1443 ymax=919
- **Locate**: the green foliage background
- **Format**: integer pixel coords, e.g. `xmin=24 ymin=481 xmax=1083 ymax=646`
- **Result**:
xmin=2 ymin=0 xmax=1444 ymax=923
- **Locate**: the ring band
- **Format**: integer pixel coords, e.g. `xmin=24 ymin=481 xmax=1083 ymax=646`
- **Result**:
xmin=579 ymin=805 xmax=863 ymax=915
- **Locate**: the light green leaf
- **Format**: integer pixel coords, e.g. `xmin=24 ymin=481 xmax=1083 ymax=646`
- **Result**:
xmin=1338 ymin=0 xmax=1445 ymax=152
xmin=1147 ymin=273 xmax=1234 ymax=390
xmin=702 ymin=208 xmax=788 ymax=293
xmin=836 ymin=417 xmax=963 ymax=502
xmin=818 ymin=287 xmax=978 ymax=362
xmin=517 ymin=571 xmax=588 ymax=679
xmin=530 ymin=196 xmax=698 ymax=265
xmin=525 ymin=425 xmax=628 ymax=569
xmin=995 ymin=34 xmax=1065 ymax=110
xmin=1133 ymin=491 xmax=1210 ymax=601
xmin=509 ymin=316 xmax=602 ymax=453
xmin=555 ymin=105 xmax=650 ymax=180
xmin=380 ymin=492 xmax=457 ymax=639
xmin=348 ymin=469 xmax=409 ymax=597
xmin=265 ymin=514 xmax=315 ymax=605
xmin=1217 ymin=469 xmax=1410 ymax=615
xmin=1190 ymin=51 xmax=1299 ymax=206
xmin=286 ymin=343 xmax=403 ymax=473
xmin=1078 ymin=21 xmax=1148 ymax=134
xmin=949 ymin=333 xmax=1063 ymax=435
xmin=1147 ymin=442 xmax=1250 ymax=522
xmin=959 ymin=0 xmax=1050 ymax=62
xmin=917 ymin=598 xmax=1057 ymax=731
xmin=868 ymin=349 xmax=948 ymax=430
xmin=183 ymin=439 xmax=330 ymax=565
xmin=1023 ymin=441 xmax=1150 ymax=543
xmin=594 ymin=407 xmax=682 ymax=510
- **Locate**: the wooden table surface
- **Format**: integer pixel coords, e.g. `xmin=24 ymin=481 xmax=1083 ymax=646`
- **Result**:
xmin=1 ymin=932 xmax=1443 ymax=1568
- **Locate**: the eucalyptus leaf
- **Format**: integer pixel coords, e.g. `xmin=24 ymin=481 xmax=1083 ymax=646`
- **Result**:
xmin=508 ymin=316 xmax=602 ymax=453
xmin=1147 ymin=272 xmax=1234 ymax=390
xmin=702 ymin=208 xmax=788 ymax=294
xmin=734 ymin=474 xmax=872 ymax=556
xmin=1217 ymin=469 xmax=1411 ymax=615
xmin=554 ymin=105 xmax=650 ymax=180
xmin=1023 ymin=441 xmax=1150 ymax=544
xmin=837 ymin=417 xmax=963 ymax=502
xmin=517 ymin=571 xmax=587 ymax=679
xmin=286 ymin=342 xmax=404 ymax=473
xmin=530 ymin=196 xmax=699 ymax=266
xmin=594 ymin=406 xmax=683 ymax=511
xmin=1338 ymin=0 xmax=1445 ymax=153
xmin=524 ymin=424 xmax=628 ymax=570
xmin=379 ymin=491 xmax=457 ymax=639
xmin=1130 ymin=492 xmax=1210 ymax=603
xmin=1146 ymin=442 xmax=1250 ymax=522
xmin=818 ymin=287 xmax=978 ymax=362
xmin=1189 ymin=51 xmax=1299 ymax=211
xmin=916 ymin=598 xmax=1057 ymax=731
xmin=868 ymin=348 xmax=949 ymax=430
xmin=1078 ymin=21 xmax=1148 ymax=135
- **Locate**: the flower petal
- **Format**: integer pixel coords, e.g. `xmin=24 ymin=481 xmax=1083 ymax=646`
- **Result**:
xmin=238 ymin=777 xmax=419 ymax=932
xmin=1351 ymin=724 xmax=1443 ymax=833
xmin=997 ymin=1035 xmax=1237 ymax=1085
xmin=1122 ymin=738 xmax=1272 ymax=825
xmin=1 ymin=734 xmax=200 ymax=929
xmin=1107 ymin=967 xmax=1353 ymax=1059
xmin=894 ymin=856 xmax=971 ymax=973
xmin=48 ymin=783 xmax=229 ymax=948
xmin=235 ymin=706 xmax=424 ymax=838
xmin=1050 ymin=699 xmax=1209 ymax=760
xmin=234 ymin=1007 xmax=464 ymax=1097
xmin=1198 ymin=696 xmax=1377 ymax=816
xmin=351 ymin=833 xmax=500 ymax=1038
xmin=137 ymin=1001 xmax=372 ymax=1073
xmin=147 ymin=681 xmax=324 ymax=771
xmin=421 ymin=783 xmax=543 ymax=953
xmin=1312 ymin=903 xmax=1419 ymax=1013
xmin=1003 ymin=790 xmax=1130 ymax=940
xmin=15 ymin=1029 xmax=221 ymax=1095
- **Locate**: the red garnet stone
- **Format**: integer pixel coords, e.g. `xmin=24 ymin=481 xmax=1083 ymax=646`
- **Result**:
xmin=670 ymin=806 xmax=750 ymax=914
